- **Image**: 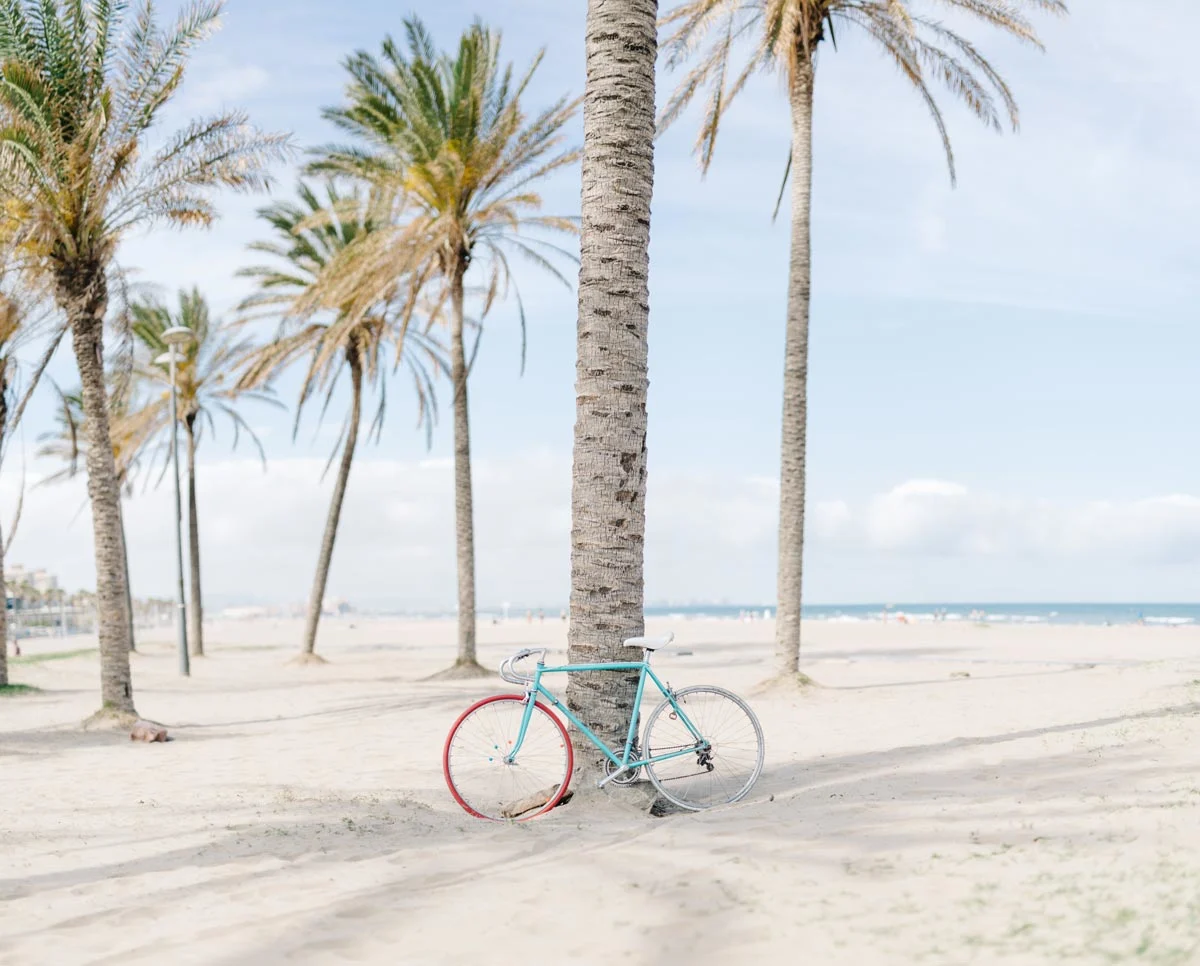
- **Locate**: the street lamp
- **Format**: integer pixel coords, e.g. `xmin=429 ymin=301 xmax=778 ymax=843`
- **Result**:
xmin=156 ymin=325 xmax=194 ymax=677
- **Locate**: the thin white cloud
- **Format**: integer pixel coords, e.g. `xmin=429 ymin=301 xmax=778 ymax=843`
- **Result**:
xmin=11 ymin=455 xmax=1200 ymax=610
xmin=817 ymin=480 xmax=1200 ymax=565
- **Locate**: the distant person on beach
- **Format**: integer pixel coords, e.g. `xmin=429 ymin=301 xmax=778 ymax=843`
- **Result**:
xmin=537 ymin=609 xmax=544 ymax=623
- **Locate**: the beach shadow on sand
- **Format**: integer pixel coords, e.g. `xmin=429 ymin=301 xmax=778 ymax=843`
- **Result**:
xmin=752 ymin=698 xmax=1200 ymax=816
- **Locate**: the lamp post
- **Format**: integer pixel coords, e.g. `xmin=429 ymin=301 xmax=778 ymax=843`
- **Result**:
xmin=156 ymin=325 xmax=195 ymax=677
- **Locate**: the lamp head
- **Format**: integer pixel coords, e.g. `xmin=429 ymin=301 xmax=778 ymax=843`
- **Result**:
xmin=161 ymin=325 xmax=194 ymax=348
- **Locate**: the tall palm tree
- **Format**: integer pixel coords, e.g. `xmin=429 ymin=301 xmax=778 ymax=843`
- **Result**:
xmin=239 ymin=182 xmax=441 ymax=663
xmin=309 ymin=18 xmax=579 ymax=678
xmin=0 ymin=0 xmax=288 ymax=721
xmin=124 ymin=288 xmax=276 ymax=658
xmin=562 ymin=0 xmax=659 ymax=775
xmin=37 ymin=381 xmax=144 ymax=653
xmin=658 ymin=0 xmax=1066 ymax=683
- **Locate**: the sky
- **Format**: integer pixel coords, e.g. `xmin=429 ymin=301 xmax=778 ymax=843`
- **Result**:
xmin=6 ymin=0 xmax=1200 ymax=609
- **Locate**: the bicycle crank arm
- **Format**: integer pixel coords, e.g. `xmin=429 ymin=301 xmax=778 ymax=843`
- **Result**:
xmin=596 ymin=766 xmax=633 ymax=789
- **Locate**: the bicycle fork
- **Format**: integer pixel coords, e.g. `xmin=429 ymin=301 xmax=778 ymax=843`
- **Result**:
xmin=502 ymin=688 xmax=540 ymax=765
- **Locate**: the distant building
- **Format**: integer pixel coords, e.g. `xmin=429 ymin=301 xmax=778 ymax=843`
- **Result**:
xmin=32 ymin=570 xmax=58 ymax=593
xmin=5 ymin=564 xmax=59 ymax=594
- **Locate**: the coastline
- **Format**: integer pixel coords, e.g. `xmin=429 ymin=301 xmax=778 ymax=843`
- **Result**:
xmin=203 ymin=601 xmax=1200 ymax=627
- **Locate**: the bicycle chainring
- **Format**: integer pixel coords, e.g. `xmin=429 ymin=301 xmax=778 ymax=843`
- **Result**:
xmin=604 ymin=748 xmax=642 ymax=786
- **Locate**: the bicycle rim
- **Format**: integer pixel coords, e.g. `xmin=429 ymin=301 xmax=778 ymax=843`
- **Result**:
xmin=443 ymin=695 xmax=573 ymax=821
xmin=643 ymin=685 xmax=764 ymax=811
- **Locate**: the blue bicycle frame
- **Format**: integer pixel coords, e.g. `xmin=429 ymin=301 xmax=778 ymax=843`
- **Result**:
xmin=506 ymin=656 xmax=710 ymax=787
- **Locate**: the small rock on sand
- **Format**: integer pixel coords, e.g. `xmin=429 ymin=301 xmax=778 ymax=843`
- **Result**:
xmin=130 ymin=720 xmax=169 ymax=742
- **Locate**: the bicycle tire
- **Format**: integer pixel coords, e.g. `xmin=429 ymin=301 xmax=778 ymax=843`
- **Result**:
xmin=642 ymin=685 xmax=764 ymax=811
xmin=443 ymin=694 xmax=573 ymax=821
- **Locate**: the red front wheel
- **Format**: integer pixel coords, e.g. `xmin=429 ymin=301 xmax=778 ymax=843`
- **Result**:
xmin=443 ymin=695 xmax=574 ymax=821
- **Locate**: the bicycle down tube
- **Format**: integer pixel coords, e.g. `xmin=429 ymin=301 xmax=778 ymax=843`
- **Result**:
xmin=505 ymin=659 xmax=708 ymax=776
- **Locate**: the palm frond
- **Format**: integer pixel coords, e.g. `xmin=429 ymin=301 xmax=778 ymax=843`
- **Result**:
xmin=304 ymin=15 xmax=579 ymax=387
xmin=0 ymin=0 xmax=290 ymax=281
xmin=106 ymin=287 xmax=279 ymax=485
xmin=238 ymin=181 xmax=441 ymax=459
xmin=659 ymin=0 xmax=1065 ymax=184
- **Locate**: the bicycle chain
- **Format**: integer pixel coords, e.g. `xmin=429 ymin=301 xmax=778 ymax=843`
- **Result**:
xmin=648 ymin=743 xmax=714 ymax=782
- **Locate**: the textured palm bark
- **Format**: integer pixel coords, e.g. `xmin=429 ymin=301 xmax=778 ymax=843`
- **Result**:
xmin=443 ymin=265 xmax=487 ymax=677
xmin=773 ymin=53 xmax=816 ymax=680
xmin=566 ymin=0 xmax=657 ymax=776
xmin=117 ymin=499 xmax=135 ymax=652
xmin=185 ymin=418 xmax=204 ymax=657
xmin=299 ymin=348 xmax=362 ymax=661
xmin=59 ymin=268 xmax=136 ymax=717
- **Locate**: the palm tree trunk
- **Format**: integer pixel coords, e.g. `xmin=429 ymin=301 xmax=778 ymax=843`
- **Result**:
xmin=442 ymin=263 xmax=486 ymax=676
xmin=117 ymin=498 xmax=135 ymax=652
xmin=773 ymin=50 xmax=817 ymax=682
xmin=299 ymin=348 xmax=362 ymax=661
xmin=58 ymin=268 xmax=136 ymax=719
xmin=185 ymin=419 xmax=204 ymax=657
xmin=565 ymin=0 xmax=657 ymax=776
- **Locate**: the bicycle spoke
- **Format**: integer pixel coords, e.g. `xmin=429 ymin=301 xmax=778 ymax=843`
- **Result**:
xmin=444 ymin=697 xmax=573 ymax=821
xmin=643 ymin=686 xmax=764 ymax=811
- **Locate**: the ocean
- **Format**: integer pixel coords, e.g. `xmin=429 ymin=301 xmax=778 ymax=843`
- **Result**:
xmin=642 ymin=602 xmax=1200 ymax=627
xmin=356 ymin=602 xmax=1200 ymax=627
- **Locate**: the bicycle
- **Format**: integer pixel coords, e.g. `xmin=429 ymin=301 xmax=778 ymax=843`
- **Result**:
xmin=442 ymin=632 xmax=765 ymax=821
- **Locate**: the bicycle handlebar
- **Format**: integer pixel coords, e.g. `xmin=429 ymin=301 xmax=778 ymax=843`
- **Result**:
xmin=499 ymin=647 xmax=549 ymax=685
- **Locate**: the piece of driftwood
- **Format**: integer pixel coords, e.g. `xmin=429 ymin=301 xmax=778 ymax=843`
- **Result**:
xmin=500 ymin=784 xmax=561 ymax=819
xmin=130 ymin=720 xmax=169 ymax=742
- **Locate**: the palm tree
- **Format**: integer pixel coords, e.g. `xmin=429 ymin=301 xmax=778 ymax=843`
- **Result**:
xmin=124 ymin=288 xmax=276 ymax=658
xmin=658 ymin=0 xmax=1066 ymax=683
xmin=36 ymin=382 xmax=143 ymax=653
xmin=0 ymin=0 xmax=289 ymax=721
xmin=560 ymin=0 xmax=659 ymax=775
xmin=309 ymin=18 xmax=579 ymax=678
xmin=239 ymin=182 xmax=441 ymax=663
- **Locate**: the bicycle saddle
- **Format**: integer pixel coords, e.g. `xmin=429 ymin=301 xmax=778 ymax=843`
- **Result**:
xmin=623 ymin=632 xmax=675 ymax=651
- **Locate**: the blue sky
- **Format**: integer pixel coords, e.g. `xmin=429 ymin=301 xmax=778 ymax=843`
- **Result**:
xmin=7 ymin=0 xmax=1200 ymax=609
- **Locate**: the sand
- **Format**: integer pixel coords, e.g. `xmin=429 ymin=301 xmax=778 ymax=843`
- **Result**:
xmin=3 ymin=616 xmax=1200 ymax=965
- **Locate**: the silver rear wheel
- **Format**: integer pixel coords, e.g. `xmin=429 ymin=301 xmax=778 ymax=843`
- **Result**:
xmin=642 ymin=685 xmax=764 ymax=811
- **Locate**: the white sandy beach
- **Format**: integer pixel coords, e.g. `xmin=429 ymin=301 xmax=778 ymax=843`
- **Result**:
xmin=3 ymin=616 xmax=1200 ymax=965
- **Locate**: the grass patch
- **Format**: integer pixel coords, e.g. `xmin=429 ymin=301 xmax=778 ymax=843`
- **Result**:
xmin=12 ymin=647 xmax=97 ymax=665
xmin=0 ymin=683 xmax=41 ymax=696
